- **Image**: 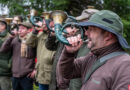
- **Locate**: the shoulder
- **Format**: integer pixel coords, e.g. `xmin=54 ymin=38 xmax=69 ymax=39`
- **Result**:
xmin=107 ymin=54 xmax=130 ymax=74
xmin=109 ymin=54 xmax=130 ymax=65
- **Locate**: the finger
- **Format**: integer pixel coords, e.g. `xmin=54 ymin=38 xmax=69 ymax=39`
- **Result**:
xmin=67 ymin=37 xmax=73 ymax=45
xmin=73 ymin=36 xmax=78 ymax=46
xmin=77 ymin=34 xmax=81 ymax=39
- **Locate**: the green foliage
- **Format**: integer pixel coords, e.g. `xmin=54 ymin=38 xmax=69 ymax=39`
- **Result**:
xmin=122 ymin=19 xmax=130 ymax=44
xmin=0 ymin=0 xmax=129 ymax=50
xmin=33 ymin=84 xmax=39 ymax=90
xmin=103 ymin=0 xmax=130 ymax=20
xmin=103 ymin=0 xmax=130 ymax=52
xmin=51 ymin=0 xmax=70 ymax=10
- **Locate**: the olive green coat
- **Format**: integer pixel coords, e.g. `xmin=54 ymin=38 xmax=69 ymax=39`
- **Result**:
xmin=0 ymin=31 xmax=12 ymax=77
xmin=26 ymin=31 xmax=55 ymax=84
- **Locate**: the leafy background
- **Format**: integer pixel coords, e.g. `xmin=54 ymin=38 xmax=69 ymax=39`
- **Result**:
xmin=0 ymin=0 xmax=129 ymax=49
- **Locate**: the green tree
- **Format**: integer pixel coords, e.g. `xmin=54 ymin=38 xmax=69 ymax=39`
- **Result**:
xmin=0 ymin=0 xmax=129 ymax=49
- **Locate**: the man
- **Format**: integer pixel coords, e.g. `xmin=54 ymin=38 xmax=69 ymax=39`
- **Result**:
xmin=0 ymin=22 xmax=36 ymax=90
xmin=69 ymin=8 xmax=99 ymax=90
xmin=56 ymin=8 xmax=99 ymax=90
xmin=12 ymin=15 xmax=23 ymax=24
xmin=26 ymin=18 xmax=55 ymax=90
xmin=59 ymin=10 xmax=130 ymax=90
xmin=48 ymin=8 xmax=99 ymax=90
xmin=0 ymin=18 xmax=12 ymax=90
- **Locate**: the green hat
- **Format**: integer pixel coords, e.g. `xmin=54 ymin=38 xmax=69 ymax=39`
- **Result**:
xmin=19 ymin=22 xmax=33 ymax=29
xmin=78 ymin=10 xmax=130 ymax=49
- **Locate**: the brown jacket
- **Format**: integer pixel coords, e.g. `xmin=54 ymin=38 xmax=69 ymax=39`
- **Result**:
xmin=59 ymin=43 xmax=130 ymax=90
xmin=0 ymin=37 xmax=36 ymax=77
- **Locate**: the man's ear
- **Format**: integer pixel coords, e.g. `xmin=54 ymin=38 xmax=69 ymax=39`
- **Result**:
xmin=104 ymin=32 xmax=113 ymax=41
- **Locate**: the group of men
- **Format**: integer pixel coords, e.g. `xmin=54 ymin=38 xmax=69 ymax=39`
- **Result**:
xmin=0 ymin=7 xmax=129 ymax=90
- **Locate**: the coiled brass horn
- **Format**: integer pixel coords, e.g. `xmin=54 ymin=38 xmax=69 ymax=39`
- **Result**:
xmin=5 ymin=18 xmax=13 ymax=25
xmin=4 ymin=18 xmax=15 ymax=35
xmin=42 ymin=11 xmax=54 ymax=32
xmin=50 ymin=10 xmax=84 ymax=45
xmin=29 ymin=9 xmax=43 ymax=27
xmin=6 ymin=17 xmax=21 ymax=35
xmin=50 ymin=10 xmax=67 ymax=25
xmin=42 ymin=12 xmax=50 ymax=20
xmin=50 ymin=10 xmax=72 ymax=45
xmin=30 ymin=9 xmax=37 ymax=16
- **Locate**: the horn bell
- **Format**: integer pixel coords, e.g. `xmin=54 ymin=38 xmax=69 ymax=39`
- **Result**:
xmin=5 ymin=18 xmax=13 ymax=25
xmin=42 ymin=12 xmax=51 ymax=20
xmin=30 ymin=9 xmax=37 ymax=16
xmin=50 ymin=10 xmax=67 ymax=24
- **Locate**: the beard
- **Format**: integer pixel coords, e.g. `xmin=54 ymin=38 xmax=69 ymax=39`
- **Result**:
xmin=87 ymin=38 xmax=95 ymax=50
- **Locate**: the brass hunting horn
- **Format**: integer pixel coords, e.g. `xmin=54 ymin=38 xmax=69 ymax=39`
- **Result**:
xmin=6 ymin=17 xmax=21 ymax=35
xmin=50 ymin=10 xmax=84 ymax=45
xmin=42 ymin=11 xmax=54 ymax=32
xmin=5 ymin=18 xmax=13 ymax=25
xmin=50 ymin=10 xmax=71 ymax=45
xmin=5 ymin=18 xmax=15 ymax=35
xmin=30 ymin=9 xmax=43 ymax=27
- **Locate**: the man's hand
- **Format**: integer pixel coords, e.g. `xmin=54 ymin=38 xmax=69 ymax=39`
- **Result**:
xmin=10 ymin=29 xmax=18 ymax=37
xmin=65 ymin=34 xmax=83 ymax=53
xmin=27 ymin=69 xmax=36 ymax=79
xmin=34 ymin=21 xmax=43 ymax=31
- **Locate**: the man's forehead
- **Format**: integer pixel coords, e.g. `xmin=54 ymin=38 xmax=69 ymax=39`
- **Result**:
xmin=19 ymin=25 xmax=26 ymax=28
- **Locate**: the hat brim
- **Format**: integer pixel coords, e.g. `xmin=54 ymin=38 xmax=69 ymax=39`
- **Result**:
xmin=18 ymin=24 xmax=31 ymax=29
xmin=78 ymin=21 xmax=130 ymax=49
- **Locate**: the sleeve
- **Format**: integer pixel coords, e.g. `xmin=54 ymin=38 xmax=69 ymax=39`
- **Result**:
xmin=45 ymin=33 xmax=58 ymax=51
xmin=0 ymin=37 xmax=14 ymax=53
xmin=59 ymin=47 xmax=83 ymax=79
xmin=26 ymin=31 xmax=38 ymax=48
xmin=112 ymin=59 xmax=130 ymax=90
xmin=56 ymin=56 xmax=70 ymax=89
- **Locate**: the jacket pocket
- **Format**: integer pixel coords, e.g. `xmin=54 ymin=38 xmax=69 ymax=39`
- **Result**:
xmin=43 ymin=64 xmax=52 ymax=83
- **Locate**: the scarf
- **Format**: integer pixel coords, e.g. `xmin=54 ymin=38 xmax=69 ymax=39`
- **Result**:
xmin=19 ymin=36 xmax=28 ymax=57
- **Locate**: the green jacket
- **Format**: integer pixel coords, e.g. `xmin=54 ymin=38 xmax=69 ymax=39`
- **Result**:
xmin=0 ymin=30 xmax=12 ymax=76
xmin=26 ymin=31 xmax=55 ymax=84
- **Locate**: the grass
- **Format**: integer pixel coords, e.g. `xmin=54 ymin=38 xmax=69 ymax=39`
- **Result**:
xmin=33 ymin=84 xmax=39 ymax=90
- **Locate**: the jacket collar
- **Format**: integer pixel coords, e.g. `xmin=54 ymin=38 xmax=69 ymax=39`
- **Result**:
xmin=91 ymin=42 xmax=124 ymax=59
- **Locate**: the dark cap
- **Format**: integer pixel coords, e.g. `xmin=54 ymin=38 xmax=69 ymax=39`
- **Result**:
xmin=19 ymin=22 xmax=33 ymax=29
